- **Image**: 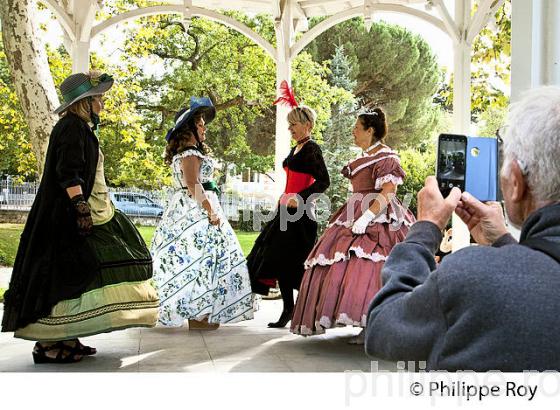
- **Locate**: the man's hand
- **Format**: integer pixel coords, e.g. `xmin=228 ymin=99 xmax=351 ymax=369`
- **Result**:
xmin=417 ymin=176 xmax=462 ymax=230
xmin=455 ymin=192 xmax=508 ymax=245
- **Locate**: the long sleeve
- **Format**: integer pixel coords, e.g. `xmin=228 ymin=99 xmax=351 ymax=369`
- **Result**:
xmin=55 ymin=120 xmax=87 ymax=190
xmin=298 ymin=143 xmax=330 ymax=201
xmin=365 ymin=221 xmax=448 ymax=363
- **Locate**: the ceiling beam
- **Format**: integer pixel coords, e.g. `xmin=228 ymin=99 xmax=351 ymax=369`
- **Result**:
xmin=431 ymin=0 xmax=461 ymax=43
xmin=291 ymin=3 xmax=448 ymax=59
xmin=467 ymin=0 xmax=505 ymax=44
xmin=90 ymin=5 xmax=277 ymax=60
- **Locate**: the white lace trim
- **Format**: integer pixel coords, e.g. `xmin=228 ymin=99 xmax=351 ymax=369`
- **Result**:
xmin=174 ymin=149 xmax=205 ymax=162
xmin=347 ymin=154 xmax=400 ymax=177
xmin=318 ymin=316 xmax=332 ymax=329
xmin=304 ymin=251 xmax=347 ymax=269
xmin=327 ymin=219 xmax=354 ymax=229
xmin=304 ymin=247 xmax=387 ymax=269
xmin=293 ymin=315 xmax=367 ymax=335
xmin=294 ymin=324 xmax=324 ymax=336
xmin=375 ymin=174 xmax=403 ymax=189
xmin=335 ymin=313 xmax=367 ymax=327
xmin=326 ymin=211 xmax=413 ymax=229
xmin=351 ymin=247 xmax=387 ymax=262
xmin=362 ymin=147 xmax=396 ymax=158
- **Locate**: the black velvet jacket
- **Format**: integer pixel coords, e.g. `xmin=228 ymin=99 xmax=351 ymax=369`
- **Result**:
xmin=282 ymin=140 xmax=330 ymax=200
xmin=2 ymin=113 xmax=100 ymax=331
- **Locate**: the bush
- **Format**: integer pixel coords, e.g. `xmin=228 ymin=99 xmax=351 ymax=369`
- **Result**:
xmin=235 ymin=208 xmax=276 ymax=232
xmin=0 ymin=248 xmax=7 ymax=266
xmin=399 ymin=146 xmax=436 ymax=216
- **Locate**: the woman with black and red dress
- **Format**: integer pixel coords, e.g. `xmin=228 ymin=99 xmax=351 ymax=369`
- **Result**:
xmin=247 ymin=104 xmax=330 ymax=328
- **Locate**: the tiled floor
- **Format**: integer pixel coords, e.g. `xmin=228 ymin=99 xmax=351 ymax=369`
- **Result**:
xmin=0 ymin=299 xmax=397 ymax=372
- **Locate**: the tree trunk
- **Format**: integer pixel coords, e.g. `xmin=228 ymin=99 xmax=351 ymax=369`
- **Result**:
xmin=0 ymin=0 xmax=60 ymax=176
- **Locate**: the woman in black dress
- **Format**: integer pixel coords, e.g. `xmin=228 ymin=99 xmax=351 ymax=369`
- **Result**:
xmin=247 ymin=105 xmax=330 ymax=327
xmin=1 ymin=72 xmax=158 ymax=363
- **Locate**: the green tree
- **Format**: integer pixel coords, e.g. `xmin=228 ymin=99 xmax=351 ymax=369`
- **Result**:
xmin=399 ymin=146 xmax=436 ymax=215
xmin=321 ymin=45 xmax=357 ymax=212
xmin=435 ymin=0 xmax=511 ymax=128
xmin=471 ymin=0 xmax=511 ymax=116
xmin=0 ymin=39 xmax=36 ymax=181
xmin=118 ymin=9 xmax=350 ymax=180
xmin=307 ymin=19 xmax=442 ymax=149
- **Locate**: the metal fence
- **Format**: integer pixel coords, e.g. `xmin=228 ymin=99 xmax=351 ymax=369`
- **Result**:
xmin=0 ymin=179 xmax=276 ymax=218
xmin=0 ymin=179 xmax=39 ymax=210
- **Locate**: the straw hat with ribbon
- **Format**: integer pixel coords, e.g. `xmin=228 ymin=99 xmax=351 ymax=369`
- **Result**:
xmin=54 ymin=73 xmax=114 ymax=114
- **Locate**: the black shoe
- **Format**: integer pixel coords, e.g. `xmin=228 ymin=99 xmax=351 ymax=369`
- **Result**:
xmin=267 ymin=310 xmax=293 ymax=328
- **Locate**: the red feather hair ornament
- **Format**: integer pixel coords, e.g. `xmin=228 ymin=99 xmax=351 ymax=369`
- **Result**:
xmin=273 ymin=80 xmax=299 ymax=108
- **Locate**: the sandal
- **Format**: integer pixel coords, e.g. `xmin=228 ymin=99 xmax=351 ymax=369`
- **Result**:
xmin=73 ymin=339 xmax=97 ymax=356
xmin=32 ymin=341 xmax=83 ymax=364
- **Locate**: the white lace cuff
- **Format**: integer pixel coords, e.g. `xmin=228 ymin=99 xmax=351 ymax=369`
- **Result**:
xmin=375 ymin=174 xmax=403 ymax=190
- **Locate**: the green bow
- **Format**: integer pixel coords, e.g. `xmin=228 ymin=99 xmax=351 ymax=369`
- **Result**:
xmin=90 ymin=73 xmax=113 ymax=87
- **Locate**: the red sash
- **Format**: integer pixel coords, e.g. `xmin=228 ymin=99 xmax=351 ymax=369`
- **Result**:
xmin=283 ymin=167 xmax=315 ymax=194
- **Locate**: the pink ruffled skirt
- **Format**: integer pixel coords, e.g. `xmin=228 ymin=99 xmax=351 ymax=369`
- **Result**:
xmin=290 ymin=196 xmax=415 ymax=336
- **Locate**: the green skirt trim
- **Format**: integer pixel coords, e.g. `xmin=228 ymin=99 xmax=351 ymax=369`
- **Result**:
xmin=14 ymin=280 xmax=159 ymax=342
xmin=84 ymin=209 xmax=153 ymax=291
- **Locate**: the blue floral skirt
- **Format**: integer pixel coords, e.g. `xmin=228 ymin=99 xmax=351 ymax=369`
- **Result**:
xmin=151 ymin=191 xmax=254 ymax=326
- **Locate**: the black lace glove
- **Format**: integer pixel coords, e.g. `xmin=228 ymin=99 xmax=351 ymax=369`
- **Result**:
xmin=70 ymin=194 xmax=93 ymax=237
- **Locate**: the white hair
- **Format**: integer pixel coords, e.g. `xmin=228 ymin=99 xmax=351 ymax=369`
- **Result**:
xmin=502 ymin=86 xmax=560 ymax=202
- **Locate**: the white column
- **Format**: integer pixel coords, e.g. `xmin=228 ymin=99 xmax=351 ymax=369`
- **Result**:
xmin=548 ymin=0 xmax=560 ymax=85
xmin=452 ymin=41 xmax=472 ymax=133
xmin=511 ymin=0 xmax=560 ymax=102
xmin=71 ymin=40 xmax=90 ymax=73
xmin=69 ymin=0 xmax=97 ymax=73
xmin=451 ymin=0 xmax=472 ymax=252
xmin=275 ymin=61 xmax=292 ymax=195
xmin=273 ymin=0 xmax=294 ymax=196
xmin=508 ymin=0 xmax=560 ymax=240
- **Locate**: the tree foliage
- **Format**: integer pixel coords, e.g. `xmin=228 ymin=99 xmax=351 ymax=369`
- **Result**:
xmin=1 ymin=3 xmax=353 ymax=186
xmin=435 ymin=0 xmax=511 ymax=132
xmin=0 ymin=39 xmax=36 ymax=181
xmin=321 ymin=46 xmax=358 ymax=212
xmin=307 ymin=19 xmax=442 ymax=149
xmin=116 ymin=7 xmax=350 ymax=179
xmin=399 ymin=146 xmax=436 ymax=216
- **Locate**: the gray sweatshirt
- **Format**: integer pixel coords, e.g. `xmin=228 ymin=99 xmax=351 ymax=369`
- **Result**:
xmin=365 ymin=202 xmax=560 ymax=371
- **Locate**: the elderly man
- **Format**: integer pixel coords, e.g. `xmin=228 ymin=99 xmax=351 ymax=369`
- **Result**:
xmin=365 ymin=86 xmax=560 ymax=371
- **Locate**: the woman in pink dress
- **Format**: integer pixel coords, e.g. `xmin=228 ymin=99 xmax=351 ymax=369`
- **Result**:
xmin=290 ymin=108 xmax=415 ymax=342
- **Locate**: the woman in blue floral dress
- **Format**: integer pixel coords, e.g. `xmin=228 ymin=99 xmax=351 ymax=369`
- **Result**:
xmin=151 ymin=97 xmax=254 ymax=329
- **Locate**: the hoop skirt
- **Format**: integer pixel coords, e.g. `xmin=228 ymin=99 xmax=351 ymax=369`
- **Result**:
xmin=247 ymin=141 xmax=330 ymax=295
xmin=151 ymin=149 xmax=254 ymax=326
xmin=291 ymin=148 xmax=415 ymax=335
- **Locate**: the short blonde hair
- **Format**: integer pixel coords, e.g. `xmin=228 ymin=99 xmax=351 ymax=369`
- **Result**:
xmin=287 ymin=105 xmax=317 ymax=129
